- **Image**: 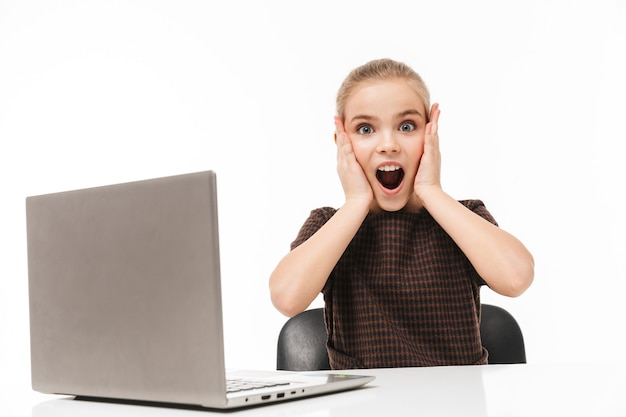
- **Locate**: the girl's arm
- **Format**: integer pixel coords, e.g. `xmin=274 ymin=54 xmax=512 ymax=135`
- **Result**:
xmin=420 ymin=188 xmax=534 ymax=297
xmin=269 ymin=118 xmax=372 ymax=317
xmin=416 ymin=104 xmax=534 ymax=296
xmin=269 ymin=199 xmax=368 ymax=317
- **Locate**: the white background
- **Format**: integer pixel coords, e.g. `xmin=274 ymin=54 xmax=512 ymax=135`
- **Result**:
xmin=1 ymin=0 xmax=625 ymax=413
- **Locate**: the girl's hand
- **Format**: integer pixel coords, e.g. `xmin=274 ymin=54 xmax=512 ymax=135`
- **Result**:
xmin=334 ymin=116 xmax=373 ymax=206
xmin=414 ymin=103 xmax=442 ymax=197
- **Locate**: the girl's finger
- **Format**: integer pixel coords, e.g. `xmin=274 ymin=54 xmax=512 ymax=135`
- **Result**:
xmin=427 ymin=103 xmax=440 ymax=136
xmin=334 ymin=116 xmax=349 ymax=147
xmin=334 ymin=116 xmax=346 ymax=133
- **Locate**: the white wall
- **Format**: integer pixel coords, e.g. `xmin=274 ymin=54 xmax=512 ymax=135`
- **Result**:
xmin=1 ymin=0 xmax=625 ymax=411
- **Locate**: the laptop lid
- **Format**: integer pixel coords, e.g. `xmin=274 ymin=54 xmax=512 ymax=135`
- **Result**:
xmin=27 ymin=171 xmax=229 ymax=407
xmin=26 ymin=170 xmax=375 ymax=409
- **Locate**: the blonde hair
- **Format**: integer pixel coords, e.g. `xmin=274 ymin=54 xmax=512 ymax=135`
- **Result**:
xmin=336 ymin=58 xmax=431 ymax=122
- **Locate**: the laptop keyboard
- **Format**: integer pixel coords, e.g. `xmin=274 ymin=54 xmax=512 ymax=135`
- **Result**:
xmin=226 ymin=378 xmax=290 ymax=393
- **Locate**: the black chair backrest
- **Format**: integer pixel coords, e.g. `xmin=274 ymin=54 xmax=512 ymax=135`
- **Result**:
xmin=277 ymin=309 xmax=331 ymax=371
xmin=276 ymin=304 xmax=526 ymax=371
xmin=479 ymin=304 xmax=526 ymax=364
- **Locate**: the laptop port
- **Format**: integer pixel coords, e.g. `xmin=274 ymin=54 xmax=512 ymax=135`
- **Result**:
xmin=261 ymin=395 xmax=271 ymax=400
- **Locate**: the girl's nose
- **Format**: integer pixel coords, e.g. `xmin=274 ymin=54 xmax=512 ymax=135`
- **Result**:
xmin=376 ymin=131 xmax=400 ymax=153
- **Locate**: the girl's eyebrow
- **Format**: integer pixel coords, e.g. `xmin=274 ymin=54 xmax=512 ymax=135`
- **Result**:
xmin=397 ymin=109 xmax=424 ymax=119
xmin=349 ymin=114 xmax=378 ymax=125
xmin=349 ymin=109 xmax=424 ymax=125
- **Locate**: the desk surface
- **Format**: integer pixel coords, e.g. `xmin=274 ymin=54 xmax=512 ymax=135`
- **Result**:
xmin=28 ymin=363 xmax=626 ymax=417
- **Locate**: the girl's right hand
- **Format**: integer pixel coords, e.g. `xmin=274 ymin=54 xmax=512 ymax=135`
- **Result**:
xmin=334 ymin=116 xmax=373 ymax=206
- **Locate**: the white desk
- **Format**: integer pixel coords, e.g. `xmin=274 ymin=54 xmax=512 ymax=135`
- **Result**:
xmin=29 ymin=363 xmax=626 ymax=416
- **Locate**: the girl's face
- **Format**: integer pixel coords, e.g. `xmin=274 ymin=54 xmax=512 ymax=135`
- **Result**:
xmin=343 ymin=78 xmax=428 ymax=212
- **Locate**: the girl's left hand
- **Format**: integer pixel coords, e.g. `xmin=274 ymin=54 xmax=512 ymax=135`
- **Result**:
xmin=414 ymin=103 xmax=442 ymax=197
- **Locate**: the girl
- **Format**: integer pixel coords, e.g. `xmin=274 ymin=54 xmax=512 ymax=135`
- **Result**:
xmin=269 ymin=58 xmax=534 ymax=368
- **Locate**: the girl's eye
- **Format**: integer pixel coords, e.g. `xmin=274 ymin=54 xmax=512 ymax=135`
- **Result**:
xmin=399 ymin=122 xmax=416 ymax=132
xmin=357 ymin=124 xmax=374 ymax=135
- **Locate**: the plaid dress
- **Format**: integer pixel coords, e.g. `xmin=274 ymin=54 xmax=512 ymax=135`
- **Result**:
xmin=291 ymin=200 xmax=497 ymax=369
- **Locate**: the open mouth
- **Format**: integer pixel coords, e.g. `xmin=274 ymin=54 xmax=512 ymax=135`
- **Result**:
xmin=376 ymin=165 xmax=404 ymax=190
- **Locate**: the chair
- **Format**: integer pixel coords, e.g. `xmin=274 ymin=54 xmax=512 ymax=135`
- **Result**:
xmin=276 ymin=304 xmax=526 ymax=371
xmin=277 ymin=309 xmax=331 ymax=371
xmin=479 ymin=304 xmax=527 ymax=364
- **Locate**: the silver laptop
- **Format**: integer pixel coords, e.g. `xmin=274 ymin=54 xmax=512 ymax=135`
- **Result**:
xmin=26 ymin=170 xmax=374 ymax=409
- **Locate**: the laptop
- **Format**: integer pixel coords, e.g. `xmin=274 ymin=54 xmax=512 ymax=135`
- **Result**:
xmin=25 ymin=170 xmax=374 ymax=409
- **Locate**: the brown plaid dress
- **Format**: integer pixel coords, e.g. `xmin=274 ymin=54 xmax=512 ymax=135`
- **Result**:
xmin=291 ymin=200 xmax=497 ymax=369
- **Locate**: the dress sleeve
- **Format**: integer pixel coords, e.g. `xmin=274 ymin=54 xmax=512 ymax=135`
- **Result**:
xmin=290 ymin=207 xmax=338 ymax=250
xmin=461 ymin=199 xmax=499 ymax=227
xmin=460 ymin=200 xmax=499 ymax=287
